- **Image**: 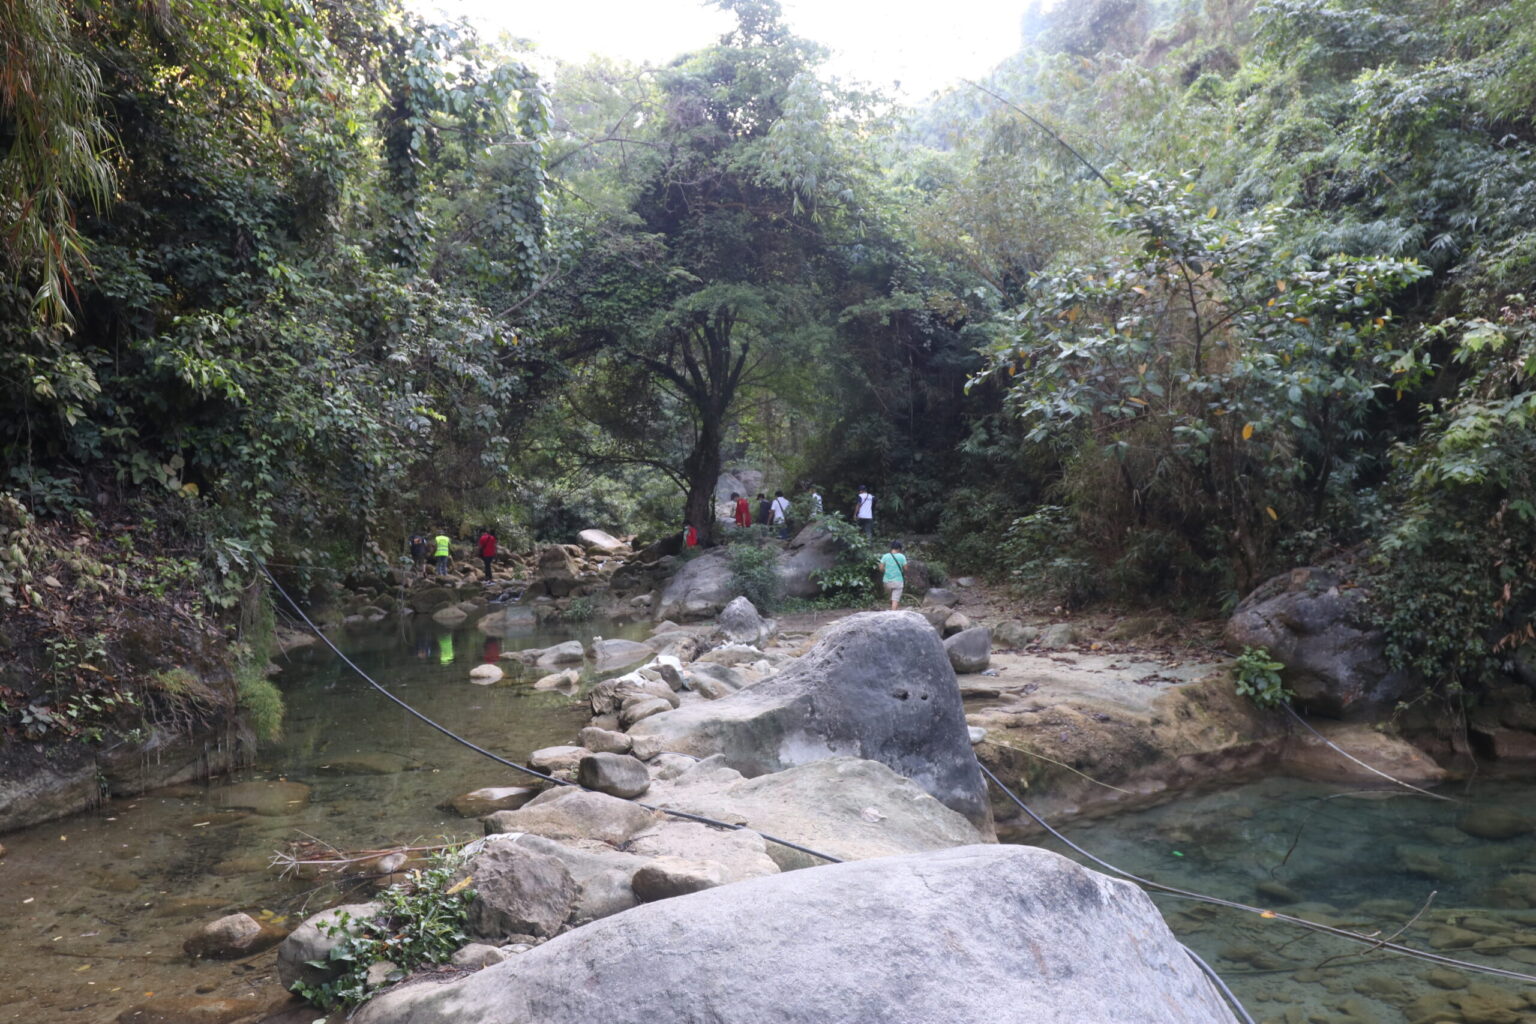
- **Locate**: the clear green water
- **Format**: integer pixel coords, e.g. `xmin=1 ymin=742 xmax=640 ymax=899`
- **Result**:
xmin=0 ymin=616 xmax=639 ymax=1023
xmin=1037 ymin=776 xmax=1536 ymax=1024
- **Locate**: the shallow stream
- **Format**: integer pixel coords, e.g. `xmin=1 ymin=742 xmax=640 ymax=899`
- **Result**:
xmin=2 ymin=621 xmax=1534 ymax=1024
xmin=0 ymin=616 xmax=638 ymax=1023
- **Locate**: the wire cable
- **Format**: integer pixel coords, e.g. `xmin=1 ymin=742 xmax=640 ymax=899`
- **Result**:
xmin=1282 ymin=703 xmax=1455 ymax=802
xmin=1182 ymin=944 xmax=1258 ymax=1024
xmin=979 ymin=761 xmax=1536 ymax=984
xmin=258 ymin=563 xmax=843 ymax=864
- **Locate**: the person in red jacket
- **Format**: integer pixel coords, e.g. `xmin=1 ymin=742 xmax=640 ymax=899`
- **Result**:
xmin=731 ymin=491 xmax=751 ymax=528
xmin=476 ymin=528 xmax=497 ymax=582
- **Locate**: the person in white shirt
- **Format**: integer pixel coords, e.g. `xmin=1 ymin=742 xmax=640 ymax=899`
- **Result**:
xmin=808 ymin=486 xmax=823 ymax=517
xmin=854 ymin=486 xmax=874 ymax=537
xmin=770 ymin=490 xmax=791 ymax=539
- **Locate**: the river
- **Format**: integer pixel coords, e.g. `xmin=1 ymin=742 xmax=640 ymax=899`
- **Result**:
xmin=2 ymin=619 xmax=1533 ymax=1024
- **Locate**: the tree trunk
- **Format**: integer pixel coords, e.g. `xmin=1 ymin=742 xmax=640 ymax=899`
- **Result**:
xmin=683 ymin=415 xmax=723 ymax=544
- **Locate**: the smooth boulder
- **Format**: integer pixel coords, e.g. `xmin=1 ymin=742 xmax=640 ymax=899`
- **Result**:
xmin=576 ymin=753 xmax=650 ymax=799
xmin=628 ymin=611 xmax=989 ymax=828
xmin=944 ymin=626 xmax=991 ymax=674
xmin=352 ymin=844 xmax=1237 ymax=1024
xmin=1224 ymin=567 xmax=1415 ymax=717
xmin=715 ymin=596 xmax=774 ymax=645
xmin=653 ymin=549 xmax=737 ymax=621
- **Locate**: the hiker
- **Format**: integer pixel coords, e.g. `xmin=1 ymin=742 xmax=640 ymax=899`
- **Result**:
xmin=408 ymin=531 xmax=428 ymax=574
xmin=476 ymin=527 xmax=497 ymax=582
xmin=854 ymin=485 xmax=875 ymax=537
xmin=756 ymin=492 xmax=771 ymax=528
xmin=433 ymin=530 xmax=452 ymax=576
xmin=770 ymin=490 xmax=791 ymax=539
xmin=807 ymin=485 xmax=823 ymax=517
xmin=732 ymin=492 xmax=751 ymax=528
xmin=683 ymin=521 xmax=699 ymax=548
xmin=877 ymin=540 xmax=908 ymax=611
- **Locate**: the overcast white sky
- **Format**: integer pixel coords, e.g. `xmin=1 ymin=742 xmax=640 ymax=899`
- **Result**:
xmin=413 ymin=0 xmax=1031 ymax=100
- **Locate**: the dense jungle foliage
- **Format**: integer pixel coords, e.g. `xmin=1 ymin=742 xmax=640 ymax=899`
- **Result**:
xmin=3 ymin=0 xmax=1535 ymax=743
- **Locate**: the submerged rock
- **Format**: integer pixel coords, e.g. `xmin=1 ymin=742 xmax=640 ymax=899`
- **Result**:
xmin=352 ymin=845 xmax=1238 ymax=1024
xmin=207 ymin=780 xmax=311 ymax=816
xmin=1457 ymin=807 xmax=1536 ymax=841
xmin=182 ymin=912 xmax=285 ymax=959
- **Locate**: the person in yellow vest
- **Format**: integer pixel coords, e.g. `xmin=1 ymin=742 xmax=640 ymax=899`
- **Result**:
xmin=433 ymin=531 xmax=452 ymax=576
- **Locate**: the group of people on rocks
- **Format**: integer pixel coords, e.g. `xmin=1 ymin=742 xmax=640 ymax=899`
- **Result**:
xmin=408 ymin=527 xmax=500 ymax=582
xmin=717 ymin=483 xmax=873 ymax=540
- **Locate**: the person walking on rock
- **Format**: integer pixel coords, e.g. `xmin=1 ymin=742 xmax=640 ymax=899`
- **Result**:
xmin=878 ymin=540 xmax=907 ymax=611
xmin=770 ymin=490 xmax=791 ymax=540
xmin=854 ymin=485 xmax=875 ymax=538
xmin=476 ymin=527 xmax=497 ymax=582
xmin=732 ymin=492 xmax=752 ymax=528
xmin=433 ymin=530 xmax=452 ymax=576
xmin=409 ymin=531 xmax=428 ymax=575
xmin=807 ymin=485 xmax=823 ymax=517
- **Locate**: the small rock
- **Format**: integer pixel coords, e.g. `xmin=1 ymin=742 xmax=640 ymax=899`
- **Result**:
xmin=528 ymin=746 xmax=590 ymax=774
xmin=1038 ymin=623 xmax=1079 ymax=649
xmin=578 ymin=727 xmax=633 ymax=755
xmin=432 ymin=605 xmax=469 ymax=627
xmin=182 ymin=912 xmax=285 ymax=959
xmin=535 ymin=641 xmax=586 ymax=669
xmin=944 ymin=626 xmax=991 ymax=674
xmin=630 ymin=734 xmax=665 ymax=760
xmin=1424 ymin=968 xmax=1468 ymax=990
xmin=967 ymin=727 xmax=986 ymax=744
xmin=941 ymin=611 xmax=973 ymax=637
xmin=365 ymin=960 xmax=401 ymax=989
xmin=620 ymin=696 xmax=674 ymax=728
xmin=533 ymin=669 xmax=581 ymax=691
xmin=577 ymin=753 xmax=651 ymax=799
xmin=446 ymin=786 xmax=539 ymax=817
xmin=1254 ymin=880 xmax=1299 ymax=905
xmin=630 ymin=856 xmax=730 ymax=901
xmin=466 ymin=843 xmax=580 ymax=940
xmin=1457 ymin=807 xmax=1536 ymax=840
xmin=484 ymin=788 xmax=656 ymax=846
xmin=922 ymin=588 xmax=959 ymax=608
xmin=451 ymin=942 xmax=507 ymax=969
xmin=469 ymin=663 xmax=504 ymax=684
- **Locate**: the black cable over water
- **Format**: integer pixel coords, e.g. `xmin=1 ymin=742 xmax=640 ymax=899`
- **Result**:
xmin=1181 ymin=945 xmax=1258 ymax=1024
xmin=258 ymin=564 xmax=842 ymax=865
xmin=978 ymin=762 xmax=1536 ymax=985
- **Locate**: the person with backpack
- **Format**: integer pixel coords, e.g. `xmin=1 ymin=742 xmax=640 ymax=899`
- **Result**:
xmin=854 ymin=485 xmax=875 ymax=537
xmin=770 ymin=490 xmax=791 ymax=539
xmin=409 ymin=531 xmax=429 ymax=575
xmin=756 ymin=492 xmax=771 ymax=529
xmin=476 ymin=528 xmax=497 ymax=582
xmin=877 ymin=540 xmax=907 ymax=611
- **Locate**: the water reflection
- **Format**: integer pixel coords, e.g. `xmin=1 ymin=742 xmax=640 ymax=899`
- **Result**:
xmin=0 ymin=615 xmax=641 ymax=1023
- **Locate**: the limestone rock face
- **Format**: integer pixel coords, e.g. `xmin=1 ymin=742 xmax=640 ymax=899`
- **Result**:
xmin=627 ymin=611 xmax=990 ymax=828
xmin=944 ymin=626 xmax=991 ymax=674
xmin=352 ymin=845 xmax=1238 ymax=1024
xmin=1225 ymin=568 xmax=1416 ymax=718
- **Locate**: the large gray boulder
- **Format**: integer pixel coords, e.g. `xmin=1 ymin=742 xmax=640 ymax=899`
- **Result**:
xmin=1225 ymin=567 xmax=1416 ymax=718
xmin=577 ymin=529 xmax=627 ymax=555
xmin=654 ymin=549 xmax=737 ymax=621
xmin=646 ymin=757 xmax=985 ymax=870
xmin=352 ymin=845 xmax=1237 ymax=1024
xmin=627 ymin=612 xmax=989 ymax=829
xmin=776 ymin=523 xmax=843 ymax=599
xmin=715 ymin=596 xmax=775 ymax=645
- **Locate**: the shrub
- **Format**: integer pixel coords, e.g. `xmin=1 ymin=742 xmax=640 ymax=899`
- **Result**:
xmin=727 ymin=536 xmax=782 ymax=612
xmin=808 ymin=513 xmax=878 ymax=607
xmin=291 ymin=860 xmax=475 ymax=1012
xmin=1232 ymin=646 xmax=1291 ymax=709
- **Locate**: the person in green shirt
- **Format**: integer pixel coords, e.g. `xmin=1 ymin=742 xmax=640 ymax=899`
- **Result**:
xmin=433 ymin=531 xmax=452 ymax=576
xmin=877 ymin=540 xmax=907 ymax=611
